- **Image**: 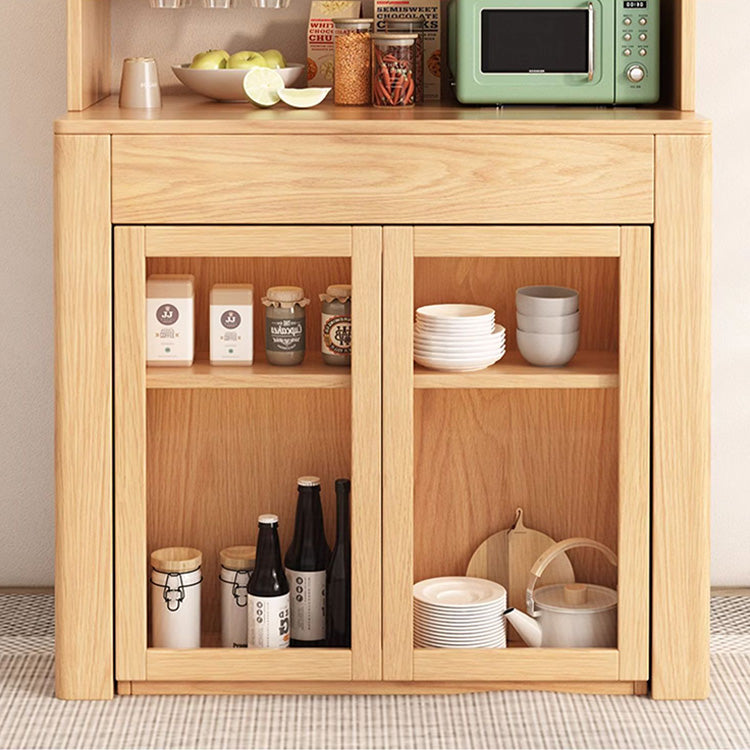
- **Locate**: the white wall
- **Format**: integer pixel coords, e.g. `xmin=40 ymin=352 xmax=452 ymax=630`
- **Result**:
xmin=696 ymin=1 xmax=750 ymax=586
xmin=0 ymin=0 xmax=746 ymax=586
xmin=0 ymin=0 xmax=65 ymax=586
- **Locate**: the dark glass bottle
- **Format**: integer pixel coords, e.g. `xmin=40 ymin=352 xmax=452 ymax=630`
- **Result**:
xmin=248 ymin=514 xmax=290 ymax=649
xmin=326 ymin=478 xmax=351 ymax=647
xmin=284 ymin=477 xmax=330 ymax=647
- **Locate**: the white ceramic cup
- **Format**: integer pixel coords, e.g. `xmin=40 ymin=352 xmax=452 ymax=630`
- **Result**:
xmin=119 ymin=57 xmax=162 ymax=109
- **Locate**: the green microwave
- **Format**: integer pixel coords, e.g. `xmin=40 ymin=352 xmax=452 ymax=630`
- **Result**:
xmin=447 ymin=0 xmax=659 ymax=104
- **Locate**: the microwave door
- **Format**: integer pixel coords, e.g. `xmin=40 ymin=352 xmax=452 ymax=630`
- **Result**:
xmin=480 ymin=8 xmax=591 ymax=76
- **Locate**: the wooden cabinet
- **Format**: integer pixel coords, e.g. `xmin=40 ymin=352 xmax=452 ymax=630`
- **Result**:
xmin=54 ymin=108 xmax=710 ymax=703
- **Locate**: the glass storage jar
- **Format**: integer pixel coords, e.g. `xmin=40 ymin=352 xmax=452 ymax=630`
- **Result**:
xmin=371 ymin=33 xmax=417 ymax=107
xmin=262 ymin=286 xmax=310 ymax=366
xmin=334 ymin=19 xmax=373 ymax=105
xmin=320 ymin=284 xmax=352 ymax=366
xmin=384 ymin=18 xmax=425 ymax=103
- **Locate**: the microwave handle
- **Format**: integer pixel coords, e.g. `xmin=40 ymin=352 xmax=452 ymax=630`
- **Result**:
xmin=587 ymin=2 xmax=594 ymax=81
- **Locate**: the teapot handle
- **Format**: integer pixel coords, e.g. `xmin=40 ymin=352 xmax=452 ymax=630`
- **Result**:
xmin=525 ymin=537 xmax=617 ymax=616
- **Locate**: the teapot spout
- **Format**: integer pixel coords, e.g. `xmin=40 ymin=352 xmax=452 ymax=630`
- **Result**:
xmin=504 ymin=608 xmax=542 ymax=647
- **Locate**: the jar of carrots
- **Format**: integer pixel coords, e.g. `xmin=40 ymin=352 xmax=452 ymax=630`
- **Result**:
xmin=371 ymin=33 xmax=417 ymax=108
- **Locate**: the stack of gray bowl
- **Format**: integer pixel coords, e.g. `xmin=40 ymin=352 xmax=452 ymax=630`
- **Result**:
xmin=516 ymin=286 xmax=580 ymax=367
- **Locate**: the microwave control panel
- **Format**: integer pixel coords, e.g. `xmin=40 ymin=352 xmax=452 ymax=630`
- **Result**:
xmin=616 ymin=0 xmax=660 ymax=103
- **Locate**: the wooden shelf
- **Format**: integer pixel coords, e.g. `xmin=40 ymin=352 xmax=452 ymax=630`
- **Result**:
xmin=146 ymin=356 xmax=351 ymax=390
xmin=414 ymin=350 xmax=618 ymax=389
xmin=56 ymin=95 xmax=712 ymax=136
xmin=412 ymin=647 xmax=618 ymax=681
xmin=146 ymin=647 xmax=352 ymax=681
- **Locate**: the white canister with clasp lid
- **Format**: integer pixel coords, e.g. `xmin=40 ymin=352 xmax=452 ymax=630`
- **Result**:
xmin=150 ymin=547 xmax=202 ymax=649
xmin=219 ymin=545 xmax=256 ymax=648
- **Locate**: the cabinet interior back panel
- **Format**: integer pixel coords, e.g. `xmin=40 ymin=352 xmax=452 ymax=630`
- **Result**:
xmin=146 ymin=256 xmax=350 ymax=359
xmin=146 ymin=389 xmax=351 ymax=640
xmin=413 ymin=389 xmax=619 ymax=588
xmin=414 ymin=257 xmax=619 ymax=353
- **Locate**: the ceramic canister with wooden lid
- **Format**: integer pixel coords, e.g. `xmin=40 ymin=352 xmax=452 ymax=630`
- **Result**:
xmin=150 ymin=547 xmax=203 ymax=649
xmin=218 ymin=545 xmax=256 ymax=648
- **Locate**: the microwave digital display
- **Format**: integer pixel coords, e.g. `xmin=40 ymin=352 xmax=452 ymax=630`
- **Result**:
xmin=480 ymin=10 xmax=588 ymax=73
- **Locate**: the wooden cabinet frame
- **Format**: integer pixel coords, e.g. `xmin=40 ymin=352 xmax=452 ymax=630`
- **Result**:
xmin=54 ymin=131 xmax=710 ymax=700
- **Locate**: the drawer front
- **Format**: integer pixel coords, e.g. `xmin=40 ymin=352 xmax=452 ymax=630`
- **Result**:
xmin=112 ymin=135 xmax=654 ymax=224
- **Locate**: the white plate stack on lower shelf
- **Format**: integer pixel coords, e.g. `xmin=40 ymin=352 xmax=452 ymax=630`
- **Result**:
xmin=413 ymin=304 xmax=506 ymax=372
xmin=413 ymin=577 xmax=508 ymax=649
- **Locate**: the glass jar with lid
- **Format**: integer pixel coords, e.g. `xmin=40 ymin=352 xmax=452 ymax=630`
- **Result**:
xmin=384 ymin=18 xmax=425 ymax=103
xmin=262 ymin=286 xmax=310 ymax=366
xmin=334 ymin=18 xmax=373 ymax=106
xmin=371 ymin=33 xmax=418 ymax=108
xmin=320 ymin=284 xmax=352 ymax=366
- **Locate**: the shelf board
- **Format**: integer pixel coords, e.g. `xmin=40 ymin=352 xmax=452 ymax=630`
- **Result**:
xmin=146 ymin=356 xmax=351 ymax=390
xmin=412 ymin=647 xmax=619 ymax=681
xmin=146 ymin=647 xmax=352 ymax=681
xmin=414 ymin=350 xmax=618 ymax=389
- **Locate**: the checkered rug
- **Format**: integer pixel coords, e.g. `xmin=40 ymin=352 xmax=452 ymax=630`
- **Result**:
xmin=1 ymin=594 xmax=749 ymax=749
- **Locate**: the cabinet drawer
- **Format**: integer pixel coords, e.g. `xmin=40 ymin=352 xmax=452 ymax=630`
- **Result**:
xmin=112 ymin=135 xmax=654 ymax=225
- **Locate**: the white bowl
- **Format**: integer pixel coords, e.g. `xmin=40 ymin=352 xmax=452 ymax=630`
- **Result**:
xmin=516 ymin=286 xmax=579 ymax=317
xmin=416 ymin=304 xmax=495 ymax=322
xmin=517 ymin=310 xmax=580 ymax=334
xmin=172 ymin=63 xmax=305 ymax=102
xmin=516 ymin=329 xmax=579 ymax=367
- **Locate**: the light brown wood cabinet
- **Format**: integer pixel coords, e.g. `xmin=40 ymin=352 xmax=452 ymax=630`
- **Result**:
xmin=55 ymin=0 xmax=711 ymax=703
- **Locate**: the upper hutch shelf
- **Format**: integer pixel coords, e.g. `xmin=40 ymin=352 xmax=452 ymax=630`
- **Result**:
xmin=67 ymin=0 xmax=698 ymax=114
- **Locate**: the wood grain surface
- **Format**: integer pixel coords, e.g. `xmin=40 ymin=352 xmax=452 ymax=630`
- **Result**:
xmin=652 ymin=135 xmax=711 ymax=699
xmin=146 ymin=389 xmax=351 ymax=638
xmin=112 ymin=135 xmax=654 ymax=225
xmin=56 ymin=96 xmax=711 ymax=135
xmin=54 ymin=135 xmax=113 ymax=700
xmin=67 ymin=0 xmax=111 ymax=111
xmin=414 ymin=256 xmax=619 ymax=353
xmin=414 ymin=389 xmax=619 ymax=588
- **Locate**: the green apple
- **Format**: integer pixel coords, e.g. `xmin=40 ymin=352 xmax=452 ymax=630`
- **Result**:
xmin=189 ymin=49 xmax=229 ymax=70
xmin=261 ymin=49 xmax=287 ymax=69
xmin=227 ymin=51 xmax=268 ymax=70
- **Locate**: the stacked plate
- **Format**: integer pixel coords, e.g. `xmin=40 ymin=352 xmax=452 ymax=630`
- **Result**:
xmin=414 ymin=304 xmax=506 ymax=372
xmin=413 ymin=577 xmax=507 ymax=649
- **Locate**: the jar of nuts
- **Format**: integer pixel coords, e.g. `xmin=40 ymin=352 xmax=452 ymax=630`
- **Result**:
xmin=385 ymin=18 xmax=425 ymax=104
xmin=371 ymin=33 xmax=417 ymax=108
xmin=334 ymin=18 xmax=373 ymax=106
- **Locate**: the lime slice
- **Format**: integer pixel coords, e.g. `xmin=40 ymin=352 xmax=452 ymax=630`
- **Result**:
xmin=278 ymin=87 xmax=331 ymax=109
xmin=242 ymin=68 xmax=284 ymax=108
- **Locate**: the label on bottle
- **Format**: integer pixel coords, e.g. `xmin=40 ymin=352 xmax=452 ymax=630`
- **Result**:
xmin=266 ymin=316 xmax=305 ymax=353
xmin=321 ymin=313 xmax=352 ymax=358
xmin=286 ymin=569 xmax=326 ymax=641
xmin=248 ymin=594 xmax=291 ymax=649
xmin=146 ymin=297 xmax=194 ymax=363
xmin=210 ymin=303 xmax=253 ymax=363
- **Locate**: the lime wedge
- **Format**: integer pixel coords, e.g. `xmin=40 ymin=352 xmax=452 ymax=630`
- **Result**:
xmin=242 ymin=68 xmax=284 ymax=108
xmin=278 ymin=87 xmax=331 ymax=109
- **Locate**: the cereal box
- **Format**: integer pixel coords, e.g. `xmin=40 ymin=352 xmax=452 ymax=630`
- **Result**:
xmin=308 ymin=0 xmax=362 ymax=87
xmin=374 ymin=0 xmax=441 ymax=101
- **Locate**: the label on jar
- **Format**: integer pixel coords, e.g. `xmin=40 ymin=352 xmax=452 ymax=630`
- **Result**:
xmin=210 ymin=303 xmax=253 ymax=363
xmin=248 ymin=594 xmax=291 ymax=649
xmin=147 ymin=297 xmax=194 ymax=363
xmin=286 ymin=569 xmax=326 ymax=641
xmin=322 ymin=313 xmax=352 ymax=358
xmin=266 ymin=316 xmax=305 ymax=353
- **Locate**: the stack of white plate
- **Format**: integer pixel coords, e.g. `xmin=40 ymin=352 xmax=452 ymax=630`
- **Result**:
xmin=413 ymin=577 xmax=507 ymax=649
xmin=414 ymin=304 xmax=506 ymax=372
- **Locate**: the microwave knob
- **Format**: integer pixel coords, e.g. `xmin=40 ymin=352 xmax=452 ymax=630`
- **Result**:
xmin=626 ymin=64 xmax=646 ymax=83
xmin=623 ymin=16 xmax=632 ymax=25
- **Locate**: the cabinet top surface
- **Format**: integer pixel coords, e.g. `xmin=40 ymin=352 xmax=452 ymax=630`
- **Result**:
xmin=55 ymin=96 xmax=711 ymax=136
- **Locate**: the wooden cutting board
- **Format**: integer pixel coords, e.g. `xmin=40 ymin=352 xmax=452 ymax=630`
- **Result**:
xmin=466 ymin=508 xmax=575 ymax=616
